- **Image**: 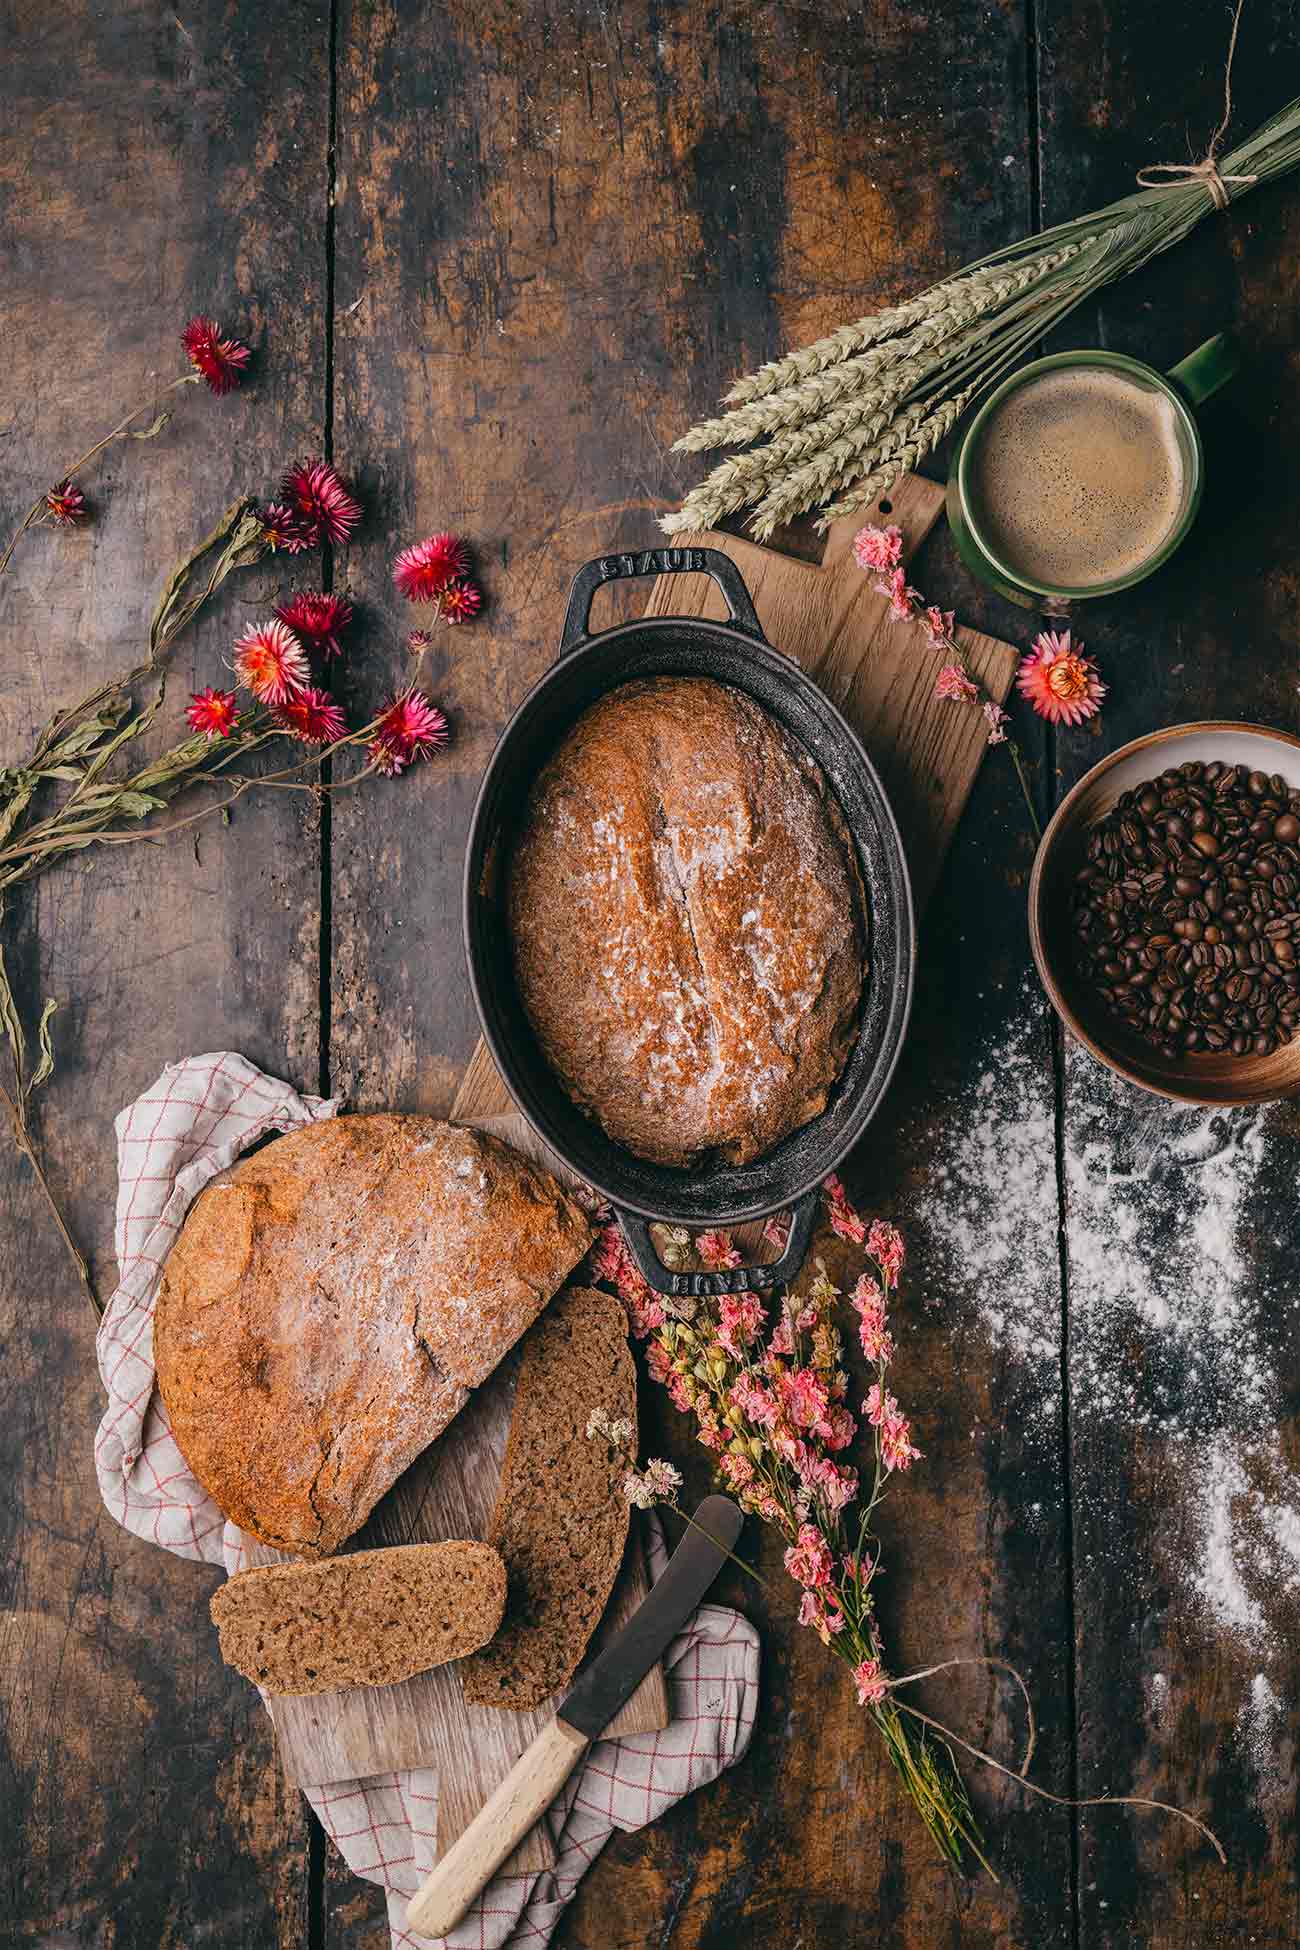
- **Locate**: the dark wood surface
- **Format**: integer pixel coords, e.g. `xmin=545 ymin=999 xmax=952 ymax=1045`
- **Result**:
xmin=3 ymin=3 xmax=1298 ymax=1946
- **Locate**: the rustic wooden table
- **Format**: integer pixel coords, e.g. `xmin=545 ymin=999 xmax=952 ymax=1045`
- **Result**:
xmin=5 ymin=3 xmax=1300 ymax=1945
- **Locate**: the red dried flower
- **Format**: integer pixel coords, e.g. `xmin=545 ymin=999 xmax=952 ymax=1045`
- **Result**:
xmin=181 ymin=315 xmax=252 ymax=396
xmin=392 ymin=533 xmax=470 ymax=602
xmin=45 ymin=480 xmax=87 ymax=527
xmin=186 ymin=687 xmax=239 ymax=740
xmin=273 ymin=591 xmax=354 ymax=660
xmin=280 ymin=458 xmax=362 ymax=548
xmin=260 ymin=503 xmax=313 ymax=555
xmin=441 ymin=576 xmax=482 ymax=624
xmin=232 ymin=619 xmax=309 ymax=705
xmin=275 ymin=685 xmax=347 ymax=746
xmin=367 ymin=688 xmax=450 ymax=775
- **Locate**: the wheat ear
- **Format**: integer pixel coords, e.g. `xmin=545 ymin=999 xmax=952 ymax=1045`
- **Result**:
xmin=716 ymin=244 xmax=1081 ymax=412
xmin=658 ymin=399 xmax=902 ymax=537
xmin=746 ymin=401 xmax=934 ymax=540
xmin=800 ymin=391 xmax=976 ymax=538
xmin=674 ymin=257 xmax=1074 ymax=455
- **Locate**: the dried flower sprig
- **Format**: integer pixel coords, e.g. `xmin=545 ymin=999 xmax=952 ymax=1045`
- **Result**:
xmin=851 ymin=522 xmax=1043 ymax=838
xmin=592 ymin=1191 xmax=987 ymax=1873
xmin=664 ymin=74 xmax=1300 ymax=536
xmin=592 ymin=1181 xmax=1227 ymax=1873
xmin=0 ymin=338 xmax=474 ymax=1308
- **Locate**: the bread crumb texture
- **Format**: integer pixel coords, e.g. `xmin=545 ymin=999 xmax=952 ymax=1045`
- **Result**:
xmin=210 ymin=1540 xmax=507 ymax=1694
xmin=462 ymin=1285 xmax=635 ymax=1711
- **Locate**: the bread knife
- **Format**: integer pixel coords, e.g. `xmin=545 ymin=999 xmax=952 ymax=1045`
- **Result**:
xmin=405 ymin=1495 xmax=744 ymax=1940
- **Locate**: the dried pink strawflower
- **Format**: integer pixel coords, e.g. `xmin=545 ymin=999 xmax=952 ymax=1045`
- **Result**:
xmin=1017 ymin=628 xmax=1106 ymax=726
xmin=232 ymin=619 xmax=309 ymax=705
xmin=393 ymin=532 xmax=470 ymax=602
xmin=281 ymin=458 xmax=362 ymax=548
xmin=181 ymin=315 xmax=252 ymax=395
xmin=852 ymin=522 xmax=904 ymax=573
xmin=274 ymin=592 xmax=353 ymax=660
xmin=935 ymin=663 xmax=979 ymax=704
xmin=275 ymin=685 xmax=347 ymax=746
xmin=441 ymin=576 xmax=483 ymax=623
xmin=45 ymin=480 xmax=87 ymax=526
xmin=186 ymin=687 xmax=239 ymax=740
xmin=367 ymin=688 xmax=450 ymax=775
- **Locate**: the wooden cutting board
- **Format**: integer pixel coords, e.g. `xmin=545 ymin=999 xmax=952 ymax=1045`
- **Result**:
xmin=452 ymin=477 xmax=1021 ymax=1115
xmin=251 ymin=1104 xmax=667 ymax=1880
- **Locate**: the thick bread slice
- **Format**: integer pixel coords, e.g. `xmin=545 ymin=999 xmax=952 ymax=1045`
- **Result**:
xmin=211 ymin=1541 xmax=506 ymax=1695
xmin=154 ymin=1114 xmax=595 ymax=1558
xmin=462 ymin=1285 xmax=635 ymax=1711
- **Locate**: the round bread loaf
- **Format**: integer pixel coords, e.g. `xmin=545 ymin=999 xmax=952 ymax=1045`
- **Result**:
xmin=154 ymin=1114 xmax=594 ymax=1557
xmin=508 ymin=677 xmax=868 ymax=1168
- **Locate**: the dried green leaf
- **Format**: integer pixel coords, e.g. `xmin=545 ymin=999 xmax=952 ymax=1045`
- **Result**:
xmin=149 ymin=497 xmax=258 ymax=660
xmin=30 ymin=998 xmax=57 ymax=1093
xmin=110 ymin=790 xmax=167 ymax=819
xmin=127 ymin=411 xmax=171 ymax=441
xmin=0 ymin=936 xmax=26 ymax=1091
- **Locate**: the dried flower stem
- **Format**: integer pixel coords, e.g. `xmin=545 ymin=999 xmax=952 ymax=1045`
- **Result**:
xmin=0 ymin=371 xmax=199 ymax=581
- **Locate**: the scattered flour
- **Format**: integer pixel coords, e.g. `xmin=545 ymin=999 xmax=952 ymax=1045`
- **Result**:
xmin=1235 ymin=1672 xmax=1289 ymax=1806
xmin=908 ymin=980 xmax=1299 ymax=1777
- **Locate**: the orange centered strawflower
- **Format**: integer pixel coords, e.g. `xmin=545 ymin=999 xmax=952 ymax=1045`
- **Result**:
xmin=1047 ymin=655 xmax=1091 ymax=701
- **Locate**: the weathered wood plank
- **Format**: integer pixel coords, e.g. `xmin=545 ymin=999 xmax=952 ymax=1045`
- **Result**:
xmin=329 ymin=4 xmax=1072 ymax=1942
xmin=0 ymin=1 xmax=330 ymax=1939
xmin=1035 ymin=5 xmax=1300 ymax=1942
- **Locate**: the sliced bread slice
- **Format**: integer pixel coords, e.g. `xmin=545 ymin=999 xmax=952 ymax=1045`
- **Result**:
xmin=462 ymin=1284 xmax=635 ymax=1711
xmin=211 ymin=1540 xmax=506 ymax=1695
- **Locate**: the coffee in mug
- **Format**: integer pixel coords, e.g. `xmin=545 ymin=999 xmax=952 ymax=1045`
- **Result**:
xmin=966 ymin=364 xmax=1192 ymax=592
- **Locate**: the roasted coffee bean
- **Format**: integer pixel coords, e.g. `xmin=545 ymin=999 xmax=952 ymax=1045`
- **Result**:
xmin=1275 ymin=813 xmax=1300 ymax=843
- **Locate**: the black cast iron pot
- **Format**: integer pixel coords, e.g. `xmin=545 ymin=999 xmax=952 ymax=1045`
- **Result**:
xmin=463 ymin=546 xmax=915 ymax=1295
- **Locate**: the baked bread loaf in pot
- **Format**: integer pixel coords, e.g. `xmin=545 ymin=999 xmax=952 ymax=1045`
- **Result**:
xmin=464 ymin=547 xmax=914 ymax=1295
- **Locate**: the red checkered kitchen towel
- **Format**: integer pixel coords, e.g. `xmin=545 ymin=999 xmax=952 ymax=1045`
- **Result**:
xmin=95 ymin=1054 xmax=760 ymax=1947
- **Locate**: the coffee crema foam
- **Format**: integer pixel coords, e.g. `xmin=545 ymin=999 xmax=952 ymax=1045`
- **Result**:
xmin=969 ymin=366 xmax=1188 ymax=590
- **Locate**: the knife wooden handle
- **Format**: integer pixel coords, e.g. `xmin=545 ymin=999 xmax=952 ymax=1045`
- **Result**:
xmin=405 ymin=1717 xmax=589 ymax=1939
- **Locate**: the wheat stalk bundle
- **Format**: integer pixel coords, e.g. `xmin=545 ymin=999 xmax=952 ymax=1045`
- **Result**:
xmin=664 ymin=87 xmax=1300 ymax=541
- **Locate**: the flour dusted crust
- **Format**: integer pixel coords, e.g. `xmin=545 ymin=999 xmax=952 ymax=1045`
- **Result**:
xmin=508 ymin=678 xmax=868 ymax=1168
xmin=154 ymin=1115 xmax=595 ymax=1557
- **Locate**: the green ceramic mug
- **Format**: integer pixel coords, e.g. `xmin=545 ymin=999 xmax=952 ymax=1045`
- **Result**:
xmin=946 ymin=334 xmax=1239 ymax=611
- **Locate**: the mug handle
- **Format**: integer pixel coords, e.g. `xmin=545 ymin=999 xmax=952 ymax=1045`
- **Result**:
xmin=1167 ymin=332 xmax=1240 ymax=408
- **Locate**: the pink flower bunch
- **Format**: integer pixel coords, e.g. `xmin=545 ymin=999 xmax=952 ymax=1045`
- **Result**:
xmin=851 ymin=520 xmax=1023 ymax=751
xmin=591 ymin=1175 xmax=923 ymax=1738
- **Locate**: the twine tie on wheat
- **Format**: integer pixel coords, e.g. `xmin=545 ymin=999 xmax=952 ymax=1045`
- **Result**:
xmin=1136 ymin=0 xmax=1257 ymax=211
xmin=1134 ymin=157 xmax=1257 ymax=212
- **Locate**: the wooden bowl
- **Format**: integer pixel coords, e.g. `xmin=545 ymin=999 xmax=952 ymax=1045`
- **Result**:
xmin=1029 ymin=722 xmax=1300 ymax=1104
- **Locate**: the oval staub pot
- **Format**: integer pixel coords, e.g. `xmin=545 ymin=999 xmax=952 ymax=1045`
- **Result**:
xmin=462 ymin=546 xmax=915 ymax=1295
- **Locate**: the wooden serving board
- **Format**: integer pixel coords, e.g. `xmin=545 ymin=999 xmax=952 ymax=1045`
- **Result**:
xmin=452 ymin=478 xmax=1020 ymax=1115
xmin=251 ymin=1103 xmax=667 ymax=1880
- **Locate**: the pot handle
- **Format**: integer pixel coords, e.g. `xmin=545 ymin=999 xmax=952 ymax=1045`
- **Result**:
xmin=558 ymin=546 xmax=766 ymax=658
xmin=615 ymin=1190 xmax=819 ymax=1298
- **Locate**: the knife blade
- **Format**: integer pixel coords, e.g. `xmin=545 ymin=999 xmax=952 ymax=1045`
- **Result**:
xmin=405 ymin=1495 xmax=744 ymax=1940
